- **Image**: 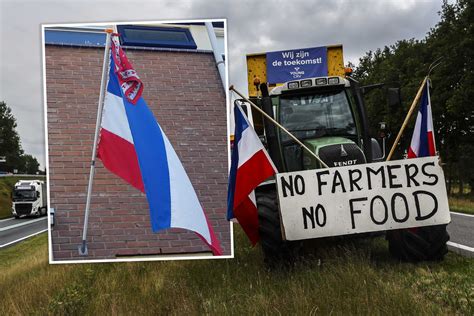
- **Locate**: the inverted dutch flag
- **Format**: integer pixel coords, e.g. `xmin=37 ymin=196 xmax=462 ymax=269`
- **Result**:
xmin=227 ymin=105 xmax=277 ymax=245
xmin=97 ymin=42 xmax=222 ymax=256
xmin=408 ymin=80 xmax=436 ymax=158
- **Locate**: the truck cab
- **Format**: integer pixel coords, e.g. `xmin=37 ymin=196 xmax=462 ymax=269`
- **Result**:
xmin=12 ymin=180 xmax=47 ymax=218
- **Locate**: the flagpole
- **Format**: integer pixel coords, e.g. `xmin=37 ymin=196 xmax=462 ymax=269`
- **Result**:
xmin=229 ymin=85 xmax=329 ymax=168
xmin=386 ymin=76 xmax=428 ymax=161
xmin=79 ymin=29 xmax=114 ymax=256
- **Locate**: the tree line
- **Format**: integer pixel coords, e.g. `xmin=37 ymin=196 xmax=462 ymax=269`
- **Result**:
xmin=353 ymin=0 xmax=473 ymax=195
xmin=0 ymin=101 xmax=41 ymax=174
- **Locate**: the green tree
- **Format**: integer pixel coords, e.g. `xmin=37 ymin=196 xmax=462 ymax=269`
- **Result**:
xmin=353 ymin=0 xmax=473 ymax=195
xmin=427 ymin=0 xmax=474 ymax=194
xmin=0 ymin=101 xmax=24 ymax=172
xmin=0 ymin=101 xmax=40 ymax=174
xmin=21 ymin=154 xmax=40 ymax=174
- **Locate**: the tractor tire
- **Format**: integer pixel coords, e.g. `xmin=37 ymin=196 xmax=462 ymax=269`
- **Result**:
xmin=386 ymin=224 xmax=449 ymax=262
xmin=257 ymin=189 xmax=302 ymax=266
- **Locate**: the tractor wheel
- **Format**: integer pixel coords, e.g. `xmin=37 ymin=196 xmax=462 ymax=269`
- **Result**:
xmin=257 ymin=189 xmax=302 ymax=266
xmin=386 ymin=224 xmax=449 ymax=262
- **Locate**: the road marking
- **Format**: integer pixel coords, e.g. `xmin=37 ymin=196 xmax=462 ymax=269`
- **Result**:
xmin=450 ymin=211 xmax=474 ymax=218
xmin=0 ymin=229 xmax=47 ymax=248
xmin=0 ymin=217 xmax=15 ymax=223
xmin=447 ymin=241 xmax=474 ymax=258
xmin=0 ymin=217 xmax=46 ymax=232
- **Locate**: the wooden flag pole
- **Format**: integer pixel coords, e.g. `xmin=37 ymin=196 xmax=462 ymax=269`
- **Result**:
xmin=79 ymin=29 xmax=114 ymax=256
xmin=386 ymin=76 xmax=428 ymax=161
xmin=229 ymin=85 xmax=329 ymax=168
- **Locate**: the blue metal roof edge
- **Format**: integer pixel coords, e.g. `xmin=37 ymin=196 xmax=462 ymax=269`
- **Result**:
xmin=44 ymin=42 xmax=214 ymax=54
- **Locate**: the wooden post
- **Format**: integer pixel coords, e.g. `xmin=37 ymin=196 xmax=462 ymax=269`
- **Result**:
xmin=386 ymin=76 xmax=428 ymax=161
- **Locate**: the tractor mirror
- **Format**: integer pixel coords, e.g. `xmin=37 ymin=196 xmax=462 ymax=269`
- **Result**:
xmin=387 ymin=88 xmax=401 ymax=108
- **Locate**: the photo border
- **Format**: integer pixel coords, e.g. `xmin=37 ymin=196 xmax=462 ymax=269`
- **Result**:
xmin=41 ymin=18 xmax=234 ymax=264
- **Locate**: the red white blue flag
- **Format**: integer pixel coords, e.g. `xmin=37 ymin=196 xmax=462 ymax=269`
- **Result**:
xmin=227 ymin=105 xmax=277 ymax=245
xmin=97 ymin=36 xmax=222 ymax=255
xmin=408 ymin=80 xmax=436 ymax=158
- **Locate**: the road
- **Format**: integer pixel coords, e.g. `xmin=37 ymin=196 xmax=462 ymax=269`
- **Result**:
xmin=447 ymin=212 xmax=474 ymax=258
xmin=0 ymin=174 xmax=45 ymax=177
xmin=0 ymin=216 xmax=48 ymax=248
xmin=0 ymin=211 xmax=471 ymax=257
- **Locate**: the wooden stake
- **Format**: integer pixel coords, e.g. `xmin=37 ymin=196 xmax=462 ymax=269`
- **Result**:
xmin=386 ymin=76 xmax=428 ymax=161
xmin=229 ymin=85 xmax=329 ymax=168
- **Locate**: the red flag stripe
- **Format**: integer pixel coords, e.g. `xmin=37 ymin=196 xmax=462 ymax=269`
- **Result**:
xmin=97 ymin=128 xmax=144 ymax=192
xmin=233 ymin=149 xmax=275 ymax=208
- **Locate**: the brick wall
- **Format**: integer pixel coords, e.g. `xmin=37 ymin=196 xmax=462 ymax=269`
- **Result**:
xmin=46 ymin=45 xmax=231 ymax=260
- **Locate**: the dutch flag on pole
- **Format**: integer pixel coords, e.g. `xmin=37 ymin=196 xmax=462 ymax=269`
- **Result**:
xmin=227 ymin=105 xmax=277 ymax=245
xmin=97 ymin=35 xmax=222 ymax=255
xmin=408 ymin=80 xmax=436 ymax=158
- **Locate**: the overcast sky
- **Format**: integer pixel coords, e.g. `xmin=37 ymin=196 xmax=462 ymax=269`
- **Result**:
xmin=0 ymin=0 xmax=445 ymax=169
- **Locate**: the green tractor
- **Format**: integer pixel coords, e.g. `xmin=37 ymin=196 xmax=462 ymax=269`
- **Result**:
xmin=241 ymin=72 xmax=449 ymax=265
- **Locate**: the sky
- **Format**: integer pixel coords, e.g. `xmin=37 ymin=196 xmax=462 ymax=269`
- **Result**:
xmin=0 ymin=0 xmax=445 ymax=169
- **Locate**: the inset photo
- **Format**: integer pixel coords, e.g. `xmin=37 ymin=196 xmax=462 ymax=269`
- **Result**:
xmin=43 ymin=19 xmax=231 ymax=263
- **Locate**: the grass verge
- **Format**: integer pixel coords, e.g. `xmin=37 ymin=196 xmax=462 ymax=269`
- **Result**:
xmin=449 ymin=196 xmax=474 ymax=215
xmin=0 ymin=228 xmax=472 ymax=315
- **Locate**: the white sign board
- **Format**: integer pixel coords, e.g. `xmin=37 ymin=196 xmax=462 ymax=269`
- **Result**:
xmin=276 ymin=156 xmax=451 ymax=241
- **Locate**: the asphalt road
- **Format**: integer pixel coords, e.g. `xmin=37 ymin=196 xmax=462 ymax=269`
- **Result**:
xmin=0 ymin=216 xmax=48 ymax=248
xmin=447 ymin=212 xmax=474 ymax=257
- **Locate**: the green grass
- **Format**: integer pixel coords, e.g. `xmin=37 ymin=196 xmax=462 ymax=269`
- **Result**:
xmin=0 ymin=176 xmax=46 ymax=219
xmin=450 ymin=196 xmax=474 ymax=215
xmin=0 ymin=228 xmax=472 ymax=315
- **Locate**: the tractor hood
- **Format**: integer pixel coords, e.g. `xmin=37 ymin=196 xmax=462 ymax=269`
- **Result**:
xmin=303 ymin=137 xmax=366 ymax=169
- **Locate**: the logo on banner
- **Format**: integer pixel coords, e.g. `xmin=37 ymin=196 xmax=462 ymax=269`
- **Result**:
xmin=266 ymin=46 xmax=328 ymax=84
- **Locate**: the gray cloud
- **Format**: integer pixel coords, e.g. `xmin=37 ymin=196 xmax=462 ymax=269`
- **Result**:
xmin=0 ymin=0 xmax=443 ymax=169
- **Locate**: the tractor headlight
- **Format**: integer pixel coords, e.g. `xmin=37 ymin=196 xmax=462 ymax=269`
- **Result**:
xmin=315 ymin=78 xmax=327 ymax=85
xmin=328 ymin=77 xmax=340 ymax=85
xmin=288 ymin=81 xmax=299 ymax=89
xmin=300 ymin=79 xmax=312 ymax=88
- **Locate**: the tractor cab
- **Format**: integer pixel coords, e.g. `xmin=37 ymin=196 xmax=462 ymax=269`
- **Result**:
xmin=260 ymin=75 xmax=379 ymax=173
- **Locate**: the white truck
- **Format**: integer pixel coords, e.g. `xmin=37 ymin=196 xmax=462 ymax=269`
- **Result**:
xmin=11 ymin=180 xmax=47 ymax=218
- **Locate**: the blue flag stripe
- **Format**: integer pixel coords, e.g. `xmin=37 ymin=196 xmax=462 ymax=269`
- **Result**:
xmin=106 ymin=65 xmax=122 ymax=97
xmin=107 ymin=57 xmax=172 ymax=230
xmin=226 ymin=106 xmax=249 ymax=220
xmin=418 ymin=82 xmax=429 ymax=157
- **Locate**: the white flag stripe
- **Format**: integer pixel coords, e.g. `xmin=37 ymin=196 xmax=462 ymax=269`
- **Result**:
xmin=249 ymin=190 xmax=256 ymax=207
xmin=237 ymin=126 xmax=265 ymax=168
xmin=161 ymin=125 xmax=212 ymax=243
xmin=101 ymin=92 xmax=134 ymax=144
xmin=410 ymin=113 xmax=422 ymax=156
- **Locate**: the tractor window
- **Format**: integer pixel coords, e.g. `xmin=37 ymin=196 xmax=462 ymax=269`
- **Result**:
xmin=279 ymin=89 xmax=356 ymax=142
